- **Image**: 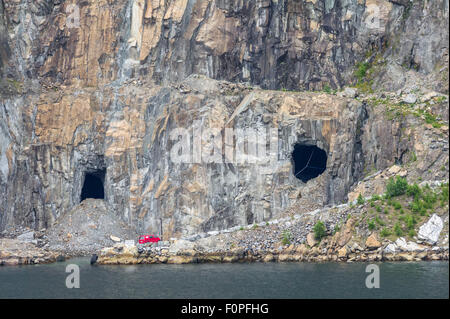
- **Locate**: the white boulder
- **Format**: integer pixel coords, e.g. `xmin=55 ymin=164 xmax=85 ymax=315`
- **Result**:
xmin=17 ymin=231 xmax=35 ymax=242
xmin=402 ymin=93 xmax=417 ymax=104
xmin=338 ymin=87 xmax=357 ymax=98
xmin=110 ymin=235 xmax=121 ymax=242
xmin=395 ymin=237 xmax=427 ymax=252
xmin=418 ymin=214 xmax=444 ymax=245
xmin=384 ymin=243 xmax=397 ymax=254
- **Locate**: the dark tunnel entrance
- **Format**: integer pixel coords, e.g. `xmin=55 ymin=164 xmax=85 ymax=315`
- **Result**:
xmin=292 ymin=144 xmax=327 ymax=183
xmin=80 ymin=169 xmax=106 ymax=202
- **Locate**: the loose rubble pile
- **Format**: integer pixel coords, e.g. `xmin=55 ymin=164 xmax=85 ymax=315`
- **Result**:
xmin=45 ymin=199 xmax=138 ymax=256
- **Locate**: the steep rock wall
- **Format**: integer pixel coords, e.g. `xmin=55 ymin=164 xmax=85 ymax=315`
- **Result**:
xmin=1 ymin=76 xmax=369 ymax=237
xmin=0 ymin=1 xmax=449 ymax=238
xmin=0 ymin=0 xmax=448 ymax=91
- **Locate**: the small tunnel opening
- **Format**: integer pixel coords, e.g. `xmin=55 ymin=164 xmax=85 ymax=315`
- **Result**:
xmin=80 ymin=169 xmax=105 ymax=202
xmin=292 ymin=144 xmax=327 ymax=183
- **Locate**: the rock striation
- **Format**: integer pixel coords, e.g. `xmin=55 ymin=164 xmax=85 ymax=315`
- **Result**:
xmin=1 ymin=1 xmax=448 ymax=92
xmin=0 ymin=0 xmax=449 ymax=245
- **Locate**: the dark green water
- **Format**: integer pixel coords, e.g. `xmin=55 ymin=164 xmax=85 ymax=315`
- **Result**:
xmin=0 ymin=258 xmax=448 ymax=298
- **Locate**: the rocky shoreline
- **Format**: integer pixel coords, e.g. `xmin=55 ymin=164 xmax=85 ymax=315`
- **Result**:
xmin=3 ymin=199 xmax=449 ymax=267
xmin=2 ymin=242 xmax=447 ymax=267
xmin=96 ymin=241 xmax=449 ymax=265
xmin=2 ymin=179 xmax=448 ymax=267
xmin=97 ymin=207 xmax=449 ymax=265
xmin=0 ymin=238 xmax=63 ymax=266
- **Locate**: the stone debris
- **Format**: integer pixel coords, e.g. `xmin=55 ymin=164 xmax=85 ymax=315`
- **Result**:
xmin=96 ymin=202 xmax=449 ymax=265
xmin=306 ymin=233 xmax=318 ymax=247
xmin=16 ymin=231 xmax=35 ymax=243
xmin=110 ymin=235 xmax=121 ymax=243
xmin=418 ymin=214 xmax=444 ymax=245
xmin=365 ymin=233 xmax=382 ymax=250
xmin=402 ymin=93 xmax=417 ymax=104
xmin=45 ymin=199 xmax=138 ymax=256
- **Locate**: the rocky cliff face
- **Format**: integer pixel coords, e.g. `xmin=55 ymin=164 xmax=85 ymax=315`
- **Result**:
xmin=0 ymin=0 xmax=448 ymax=240
xmin=1 ymin=0 xmax=448 ymax=91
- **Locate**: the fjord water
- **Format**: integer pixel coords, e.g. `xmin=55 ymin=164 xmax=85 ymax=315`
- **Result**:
xmin=0 ymin=258 xmax=448 ymax=299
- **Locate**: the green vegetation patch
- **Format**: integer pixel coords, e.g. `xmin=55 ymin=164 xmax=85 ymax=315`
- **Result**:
xmin=357 ymin=179 xmax=448 ymax=241
xmin=313 ymin=221 xmax=327 ymax=241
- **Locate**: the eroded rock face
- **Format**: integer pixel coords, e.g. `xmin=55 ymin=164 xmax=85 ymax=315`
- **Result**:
xmin=1 ymin=0 xmax=448 ymax=92
xmin=0 ymin=1 xmax=448 ymax=241
xmin=5 ymin=77 xmax=438 ymax=240
xmin=1 ymin=76 xmax=371 ymax=238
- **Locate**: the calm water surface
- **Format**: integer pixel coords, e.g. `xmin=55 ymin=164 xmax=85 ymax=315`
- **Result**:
xmin=0 ymin=258 xmax=448 ymax=298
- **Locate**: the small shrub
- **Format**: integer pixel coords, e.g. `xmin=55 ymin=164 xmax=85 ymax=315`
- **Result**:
xmin=405 ymin=215 xmax=417 ymax=230
xmin=380 ymin=228 xmax=391 ymax=237
xmin=419 ymin=207 xmax=427 ymax=216
xmin=355 ymin=62 xmax=370 ymax=81
xmin=386 ymin=176 xmax=408 ymax=198
xmin=406 ymin=183 xmax=422 ymax=199
xmin=394 ymin=223 xmax=403 ymax=237
xmin=441 ymin=183 xmax=449 ymax=201
xmin=410 ymin=199 xmax=422 ymax=213
xmin=422 ymin=191 xmax=437 ymax=208
xmin=376 ymin=205 xmax=382 ymax=212
xmin=424 ymin=112 xmax=442 ymax=128
xmin=371 ymin=194 xmax=381 ymax=201
xmin=375 ymin=216 xmax=385 ymax=226
xmin=368 ymin=219 xmax=376 ymax=231
xmin=281 ymin=230 xmax=292 ymax=245
xmin=313 ymin=221 xmax=327 ymax=240
xmin=357 ymin=193 xmax=365 ymax=205
xmin=393 ymin=201 xmax=402 ymax=210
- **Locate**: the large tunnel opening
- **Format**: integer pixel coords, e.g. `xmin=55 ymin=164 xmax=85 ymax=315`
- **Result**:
xmin=292 ymin=144 xmax=327 ymax=183
xmin=80 ymin=169 xmax=105 ymax=202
